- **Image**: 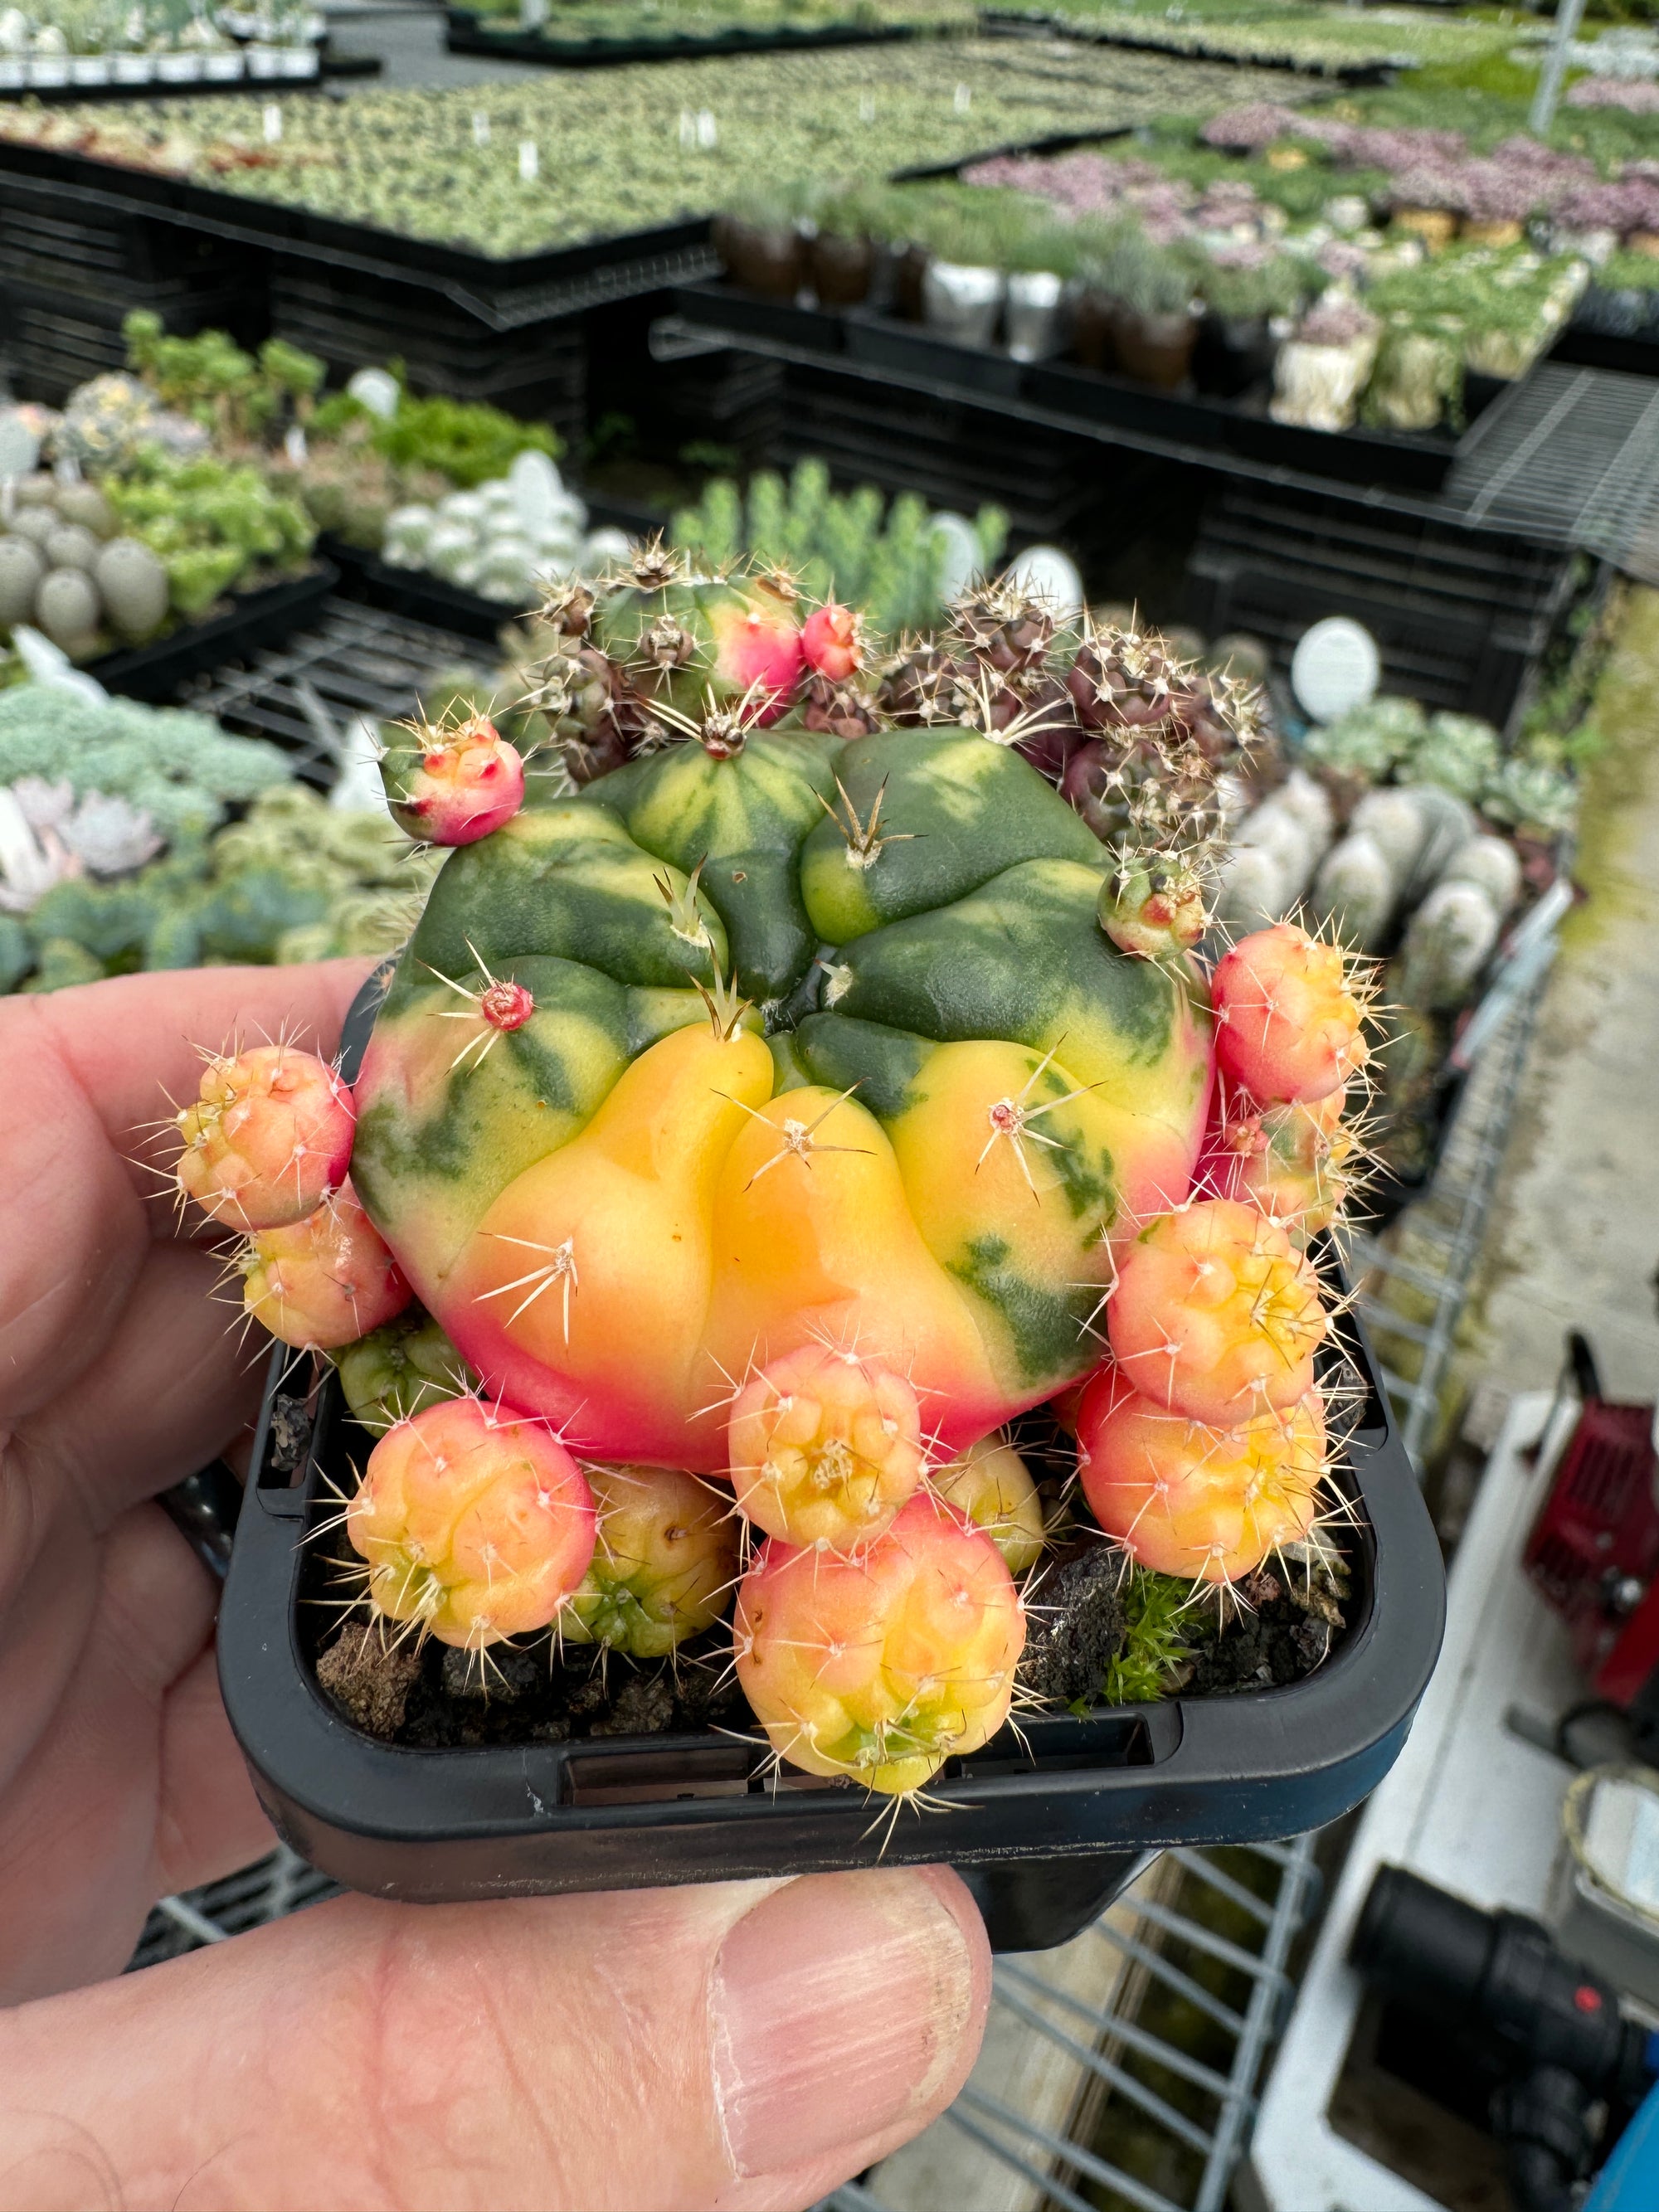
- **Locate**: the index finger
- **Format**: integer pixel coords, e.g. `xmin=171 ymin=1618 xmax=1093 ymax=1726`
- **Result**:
xmin=0 ymin=960 xmax=374 ymax=1427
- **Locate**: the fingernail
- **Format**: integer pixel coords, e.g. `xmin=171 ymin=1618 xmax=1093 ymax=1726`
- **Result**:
xmin=710 ymin=1864 xmax=985 ymax=2178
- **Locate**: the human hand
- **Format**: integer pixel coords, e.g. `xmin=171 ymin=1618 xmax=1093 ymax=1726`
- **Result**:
xmin=0 ymin=964 xmax=990 ymax=2210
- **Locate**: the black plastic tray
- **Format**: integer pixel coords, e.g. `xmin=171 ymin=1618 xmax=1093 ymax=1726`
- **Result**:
xmin=445 ymin=4 xmax=922 ymax=65
xmin=0 ymin=138 xmax=713 ymax=324
xmin=86 ymin=562 xmax=338 ymax=702
xmin=216 ymin=973 xmax=1444 ymax=1952
xmin=323 ymin=538 xmax=521 ymax=641
xmin=673 ymin=281 xmax=1492 ymax=493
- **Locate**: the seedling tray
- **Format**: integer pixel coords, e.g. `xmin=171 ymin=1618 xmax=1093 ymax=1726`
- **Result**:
xmin=86 ymin=562 xmax=338 ymax=703
xmin=671 ymin=281 xmax=1493 ymax=493
xmin=217 ymin=975 xmax=1444 ymax=1952
xmin=0 ymin=136 xmax=713 ymax=329
xmin=445 ymin=4 xmax=922 ymax=66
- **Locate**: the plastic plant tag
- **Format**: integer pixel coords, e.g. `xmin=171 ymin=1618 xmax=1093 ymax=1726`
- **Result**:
xmin=263 ymin=102 xmax=282 ymax=143
xmin=954 ymin=81 xmax=971 ymax=111
xmin=698 ymin=110 xmax=718 ymax=148
xmin=0 ymin=409 xmax=41 ymax=482
xmin=285 ymin=424 xmax=309 ymax=466
xmin=1292 ymin=617 xmax=1380 ymax=724
xmin=330 ymin=717 xmax=393 ymax=816
xmin=347 ymin=367 xmax=401 ymax=422
xmin=928 ymin=511 xmax=985 ymax=602
xmin=9 ymin=626 xmax=109 ymax=704
xmin=519 ymin=140 xmax=538 ymax=183
xmin=472 ymin=110 xmax=489 ymax=146
xmin=521 ymin=0 xmax=547 ymax=24
xmin=508 ymin=449 xmax=564 ymax=534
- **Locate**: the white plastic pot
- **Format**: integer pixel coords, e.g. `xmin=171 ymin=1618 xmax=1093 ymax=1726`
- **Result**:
xmin=1005 ymin=270 xmax=1066 ymax=362
xmin=278 ymin=46 xmax=316 ymax=77
xmin=111 ymin=51 xmax=154 ymax=81
xmin=246 ymin=45 xmax=282 ymax=75
xmin=155 ymin=51 xmax=203 ymax=80
xmin=27 ymin=55 xmax=71 ymax=85
xmin=922 ymin=261 xmax=1004 ymax=349
xmin=70 ymin=55 xmax=111 ymax=85
xmin=204 ymin=49 xmax=245 ymax=80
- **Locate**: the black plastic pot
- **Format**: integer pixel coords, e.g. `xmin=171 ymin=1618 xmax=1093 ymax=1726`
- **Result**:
xmin=218 ymin=989 xmax=1444 ymax=1951
xmin=86 ymin=562 xmax=338 ymax=702
xmin=1192 ymin=311 xmax=1279 ymax=401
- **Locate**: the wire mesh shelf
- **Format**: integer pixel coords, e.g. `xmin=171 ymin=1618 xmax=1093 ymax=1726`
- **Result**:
xmin=1350 ymin=882 xmax=1568 ymax=1471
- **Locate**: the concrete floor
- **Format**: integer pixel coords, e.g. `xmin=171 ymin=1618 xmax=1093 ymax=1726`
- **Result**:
xmin=1461 ymin=586 xmax=1659 ymax=1407
xmin=324 ymin=0 xmax=546 ymax=85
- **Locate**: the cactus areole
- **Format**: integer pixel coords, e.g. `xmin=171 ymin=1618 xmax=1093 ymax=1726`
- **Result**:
xmin=349 ymin=721 xmax=1214 ymax=1471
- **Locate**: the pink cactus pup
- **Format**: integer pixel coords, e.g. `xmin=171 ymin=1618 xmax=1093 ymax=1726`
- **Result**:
xmin=708 ymin=580 xmax=804 ymax=723
xmin=800 ymin=601 xmax=865 ymax=684
xmin=727 ymin=1343 xmax=927 ymax=1552
xmin=1077 ymin=1367 xmax=1326 ymax=1582
xmin=175 ymin=1042 xmax=354 ymax=1231
xmin=734 ymin=1490 xmax=1026 ymax=1794
xmin=1107 ymin=1198 xmax=1327 ymax=1426
xmin=1211 ymin=922 xmax=1368 ymax=1104
xmin=381 ymin=711 xmax=525 ymax=845
xmin=241 ymin=1181 xmax=412 ymax=1350
xmin=348 ymin=1397 xmax=596 ymax=1650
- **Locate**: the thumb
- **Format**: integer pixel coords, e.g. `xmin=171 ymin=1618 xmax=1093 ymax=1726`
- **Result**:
xmin=0 ymin=1865 xmax=990 ymax=2212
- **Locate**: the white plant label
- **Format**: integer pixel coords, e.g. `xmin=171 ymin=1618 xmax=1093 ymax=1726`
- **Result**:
xmin=518 ymin=139 xmax=538 ymax=182
xmin=263 ymin=101 xmax=281 ymax=142
xmin=697 ymin=109 xmax=717 ymax=148
xmin=0 ymin=410 xmax=39 ymax=480
xmin=472 ymin=109 xmax=489 ymax=146
xmin=859 ymin=92 xmax=875 ymax=122
xmin=954 ymin=82 xmax=971 ymax=111
xmin=679 ymin=107 xmax=694 ymax=147
xmin=284 ymin=423 xmax=308 ymax=464
xmin=1291 ymin=616 xmax=1380 ymax=724
xmin=520 ymin=0 xmax=547 ymax=24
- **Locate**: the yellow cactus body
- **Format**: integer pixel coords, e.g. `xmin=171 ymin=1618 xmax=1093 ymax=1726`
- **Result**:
xmin=932 ymin=1434 xmax=1046 ymax=1575
xmin=563 ymin=1464 xmax=738 ymax=1658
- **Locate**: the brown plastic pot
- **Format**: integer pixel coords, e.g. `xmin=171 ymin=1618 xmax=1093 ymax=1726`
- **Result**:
xmin=1113 ymin=305 xmax=1199 ymax=391
xmin=809 ymin=230 xmax=873 ymax=308
xmin=713 ymin=215 xmax=804 ymax=300
xmin=1071 ymin=287 xmax=1121 ymax=372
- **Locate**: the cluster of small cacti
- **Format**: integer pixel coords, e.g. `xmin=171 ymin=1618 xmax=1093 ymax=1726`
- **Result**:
xmin=0 ymin=474 xmax=171 ymax=655
xmin=170 ymin=551 xmax=1375 ymax=1796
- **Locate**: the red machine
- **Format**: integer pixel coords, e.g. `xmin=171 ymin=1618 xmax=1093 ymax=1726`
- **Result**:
xmin=1525 ymin=1334 xmax=1659 ymax=1709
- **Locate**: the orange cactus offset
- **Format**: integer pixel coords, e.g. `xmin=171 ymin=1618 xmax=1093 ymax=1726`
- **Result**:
xmin=727 ymin=1343 xmax=927 ymax=1552
xmin=241 ymin=1180 xmax=412 ymax=1350
xmin=1107 ymin=1198 xmax=1327 ymax=1425
xmin=1212 ymin=922 xmax=1368 ymax=1105
xmin=175 ymin=1043 xmax=354 ymax=1232
xmin=1217 ymin=1086 xmax=1355 ymax=1239
xmin=734 ymin=1490 xmax=1026 ymax=1795
xmin=347 ymin=1397 xmax=596 ymax=1649
xmin=1076 ymin=1368 xmax=1327 ymax=1582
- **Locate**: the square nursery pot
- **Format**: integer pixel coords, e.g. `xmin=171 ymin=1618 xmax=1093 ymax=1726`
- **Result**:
xmin=216 ymin=983 xmax=1445 ymax=1953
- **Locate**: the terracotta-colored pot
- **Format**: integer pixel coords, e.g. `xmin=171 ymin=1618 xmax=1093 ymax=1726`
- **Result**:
xmin=1072 ymin=287 xmax=1120 ymax=372
xmin=809 ymin=230 xmax=873 ymax=308
xmin=1114 ymin=306 xmax=1199 ymax=391
xmin=713 ymin=215 xmax=804 ymax=300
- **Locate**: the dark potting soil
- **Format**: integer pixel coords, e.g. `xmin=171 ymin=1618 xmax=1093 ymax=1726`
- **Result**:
xmin=313 ymin=1539 xmax=1347 ymax=1748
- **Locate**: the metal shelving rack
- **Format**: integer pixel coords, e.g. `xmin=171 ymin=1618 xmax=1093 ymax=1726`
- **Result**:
xmin=829 ymin=1837 xmax=1322 ymax=2212
xmin=1350 ymin=881 xmax=1569 ymax=1471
